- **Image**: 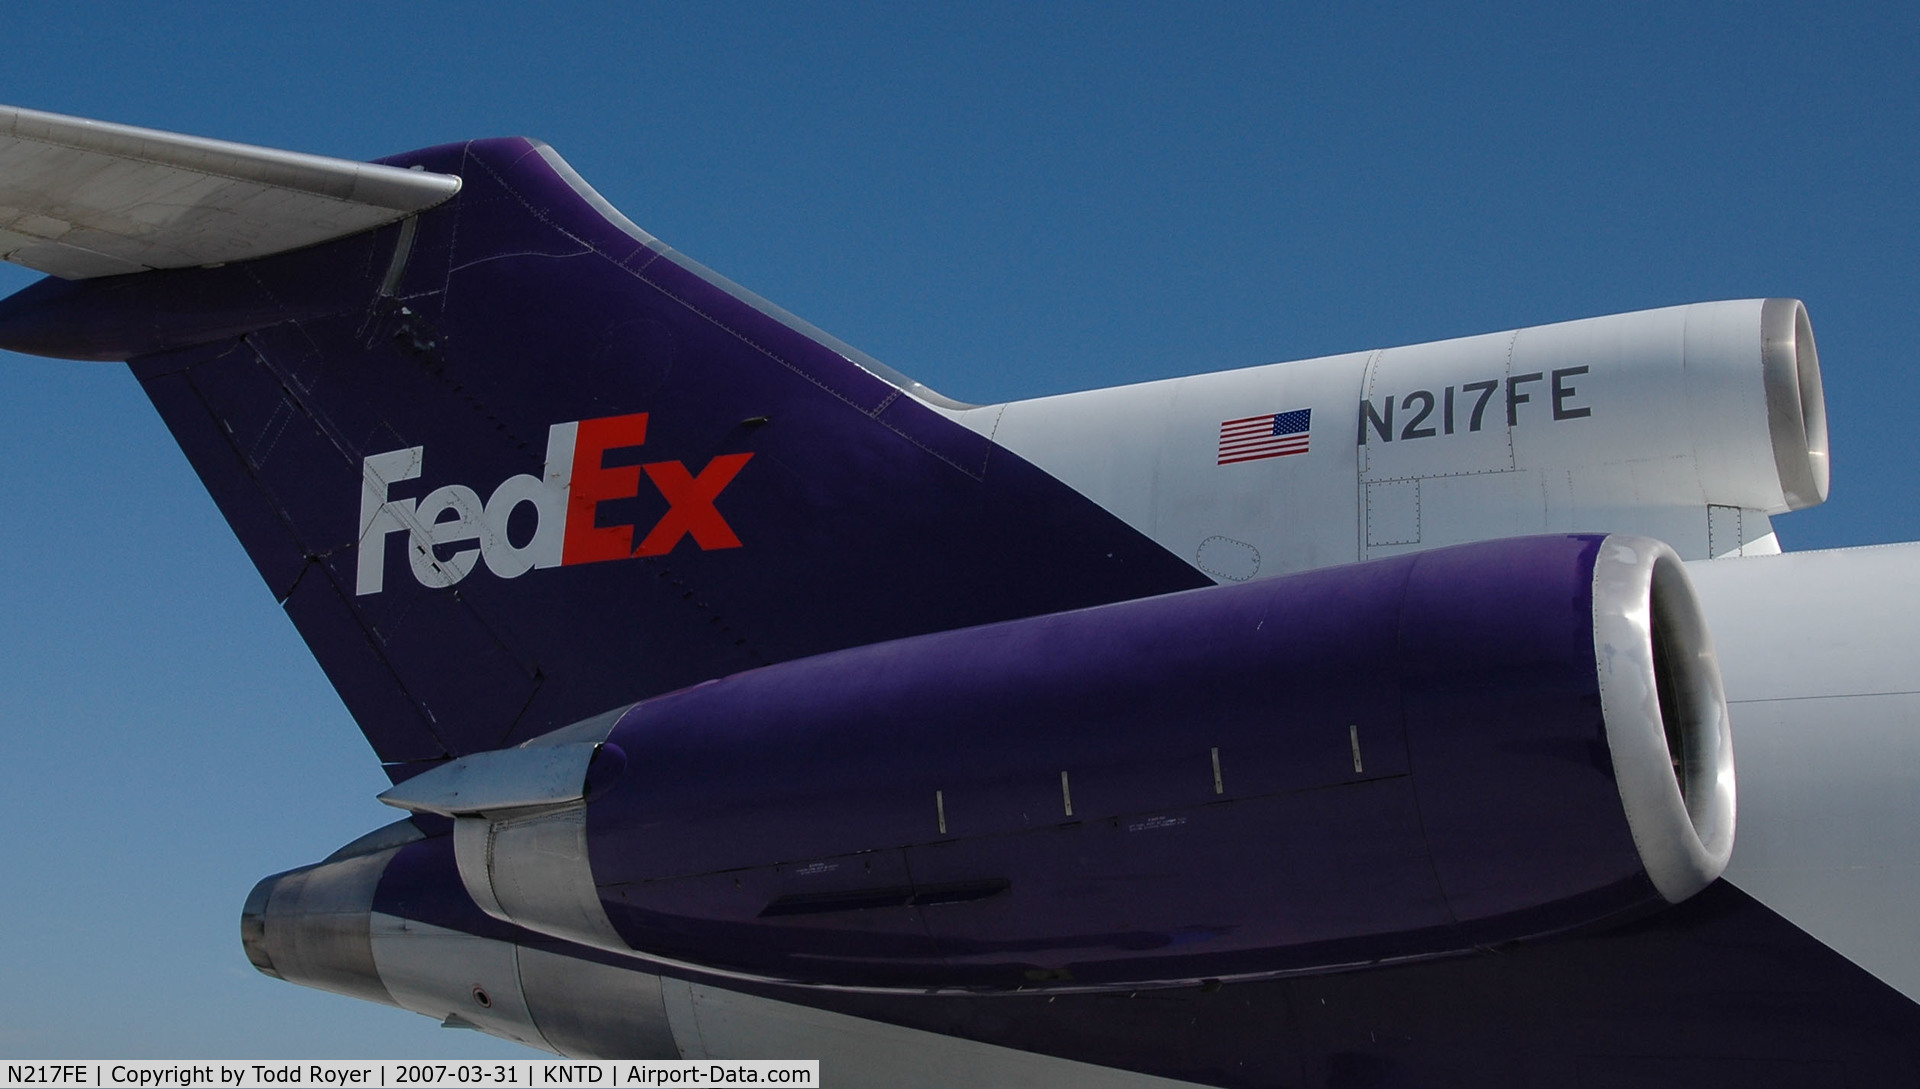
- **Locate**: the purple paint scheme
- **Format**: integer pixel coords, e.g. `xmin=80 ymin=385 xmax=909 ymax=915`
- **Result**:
xmin=0 ymin=137 xmax=1210 ymax=769
xmin=582 ymin=534 xmax=1644 ymax=989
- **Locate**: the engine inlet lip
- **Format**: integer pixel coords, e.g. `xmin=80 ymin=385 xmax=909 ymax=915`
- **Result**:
xmin=1761 ymin=298 xmax=1829 ymax=511
xmin=1648 ymin=553 xmax=1728 ymax=834
xmin=240 ymin=872 xmax=283 ymax=980
xmin=1592 ymin=535 xmax=1736 ymax=904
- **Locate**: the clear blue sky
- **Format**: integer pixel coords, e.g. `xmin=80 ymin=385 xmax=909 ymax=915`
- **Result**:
xmin=0 ymin=2 xmax=1914 ymax=1058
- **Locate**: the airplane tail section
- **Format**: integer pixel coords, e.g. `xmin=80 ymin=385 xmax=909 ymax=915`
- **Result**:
xmin=0 ymin=112 xmax=1209 ymax=771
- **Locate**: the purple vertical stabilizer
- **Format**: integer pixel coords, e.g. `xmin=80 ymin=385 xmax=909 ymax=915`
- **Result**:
xmin=0 ymin=137 xmax=1209 ymax=768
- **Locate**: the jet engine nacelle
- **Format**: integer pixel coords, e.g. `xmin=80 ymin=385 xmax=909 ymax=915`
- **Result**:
xmin=1348 ymin=297 xmax=1828 ymax=518
xmin=376 ymin=532 xmax=1734 ymax=992
xmin=979 ymin=298 xmax=1830 ymax=574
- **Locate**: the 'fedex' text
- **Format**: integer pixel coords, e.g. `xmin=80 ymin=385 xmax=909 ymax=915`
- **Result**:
xmin=356 ymin=412 xmax=752 ymax=595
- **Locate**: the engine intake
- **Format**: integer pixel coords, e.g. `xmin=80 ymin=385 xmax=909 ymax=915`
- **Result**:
xmin=1760 ymin=297 xmax=1829 ymax=510
xmin=1594 ymin=537 xmax=1735 ymax=903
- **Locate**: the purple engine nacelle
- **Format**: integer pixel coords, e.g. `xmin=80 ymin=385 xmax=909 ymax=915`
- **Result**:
xmin=369 ymin=532 xmax=1733 ymax=993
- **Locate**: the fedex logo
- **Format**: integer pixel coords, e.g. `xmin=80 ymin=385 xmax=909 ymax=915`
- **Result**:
xmin=356 ymin=412 xmax=752 ymax=595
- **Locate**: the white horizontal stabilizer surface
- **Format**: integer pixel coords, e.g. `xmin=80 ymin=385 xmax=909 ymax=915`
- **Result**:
xmin=0 ymin=104 xmax=460 ymax=278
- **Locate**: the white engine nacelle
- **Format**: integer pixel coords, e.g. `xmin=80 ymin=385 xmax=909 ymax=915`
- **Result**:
xmin=965 ymin=298 xmax=1828 ymax=579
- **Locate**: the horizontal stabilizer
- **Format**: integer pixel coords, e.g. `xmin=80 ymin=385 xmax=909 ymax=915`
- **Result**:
xmin=0 ymin=104 xmax=460 ymax=279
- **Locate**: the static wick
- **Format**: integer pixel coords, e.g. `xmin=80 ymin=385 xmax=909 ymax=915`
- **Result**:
xmin=936 ymin=789 xmax=947 ymax=835
xmin=1061 ymin=771 xmax=1074 ymax=817
xmin=1211 ymin=746 xmax=1224 ymax=795
xmin=1350 ymin=725 xmax=1364 ymax=774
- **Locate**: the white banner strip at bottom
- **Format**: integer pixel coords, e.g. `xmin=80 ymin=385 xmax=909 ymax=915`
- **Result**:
xmin=4 ymin=1061 xmax=821 ymax=1089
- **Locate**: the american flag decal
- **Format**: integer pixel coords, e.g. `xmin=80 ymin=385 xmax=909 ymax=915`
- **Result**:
xmin=1217 ymin=408 xmax=1312 ymax=465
